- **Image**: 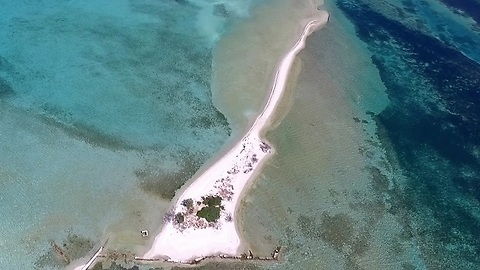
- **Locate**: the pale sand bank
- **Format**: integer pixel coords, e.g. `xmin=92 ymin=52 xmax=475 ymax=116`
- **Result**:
xmin=141 ymin=12 xmax=330 ymax=263
xmin=212 ymin=0 xmax=330 ymax=135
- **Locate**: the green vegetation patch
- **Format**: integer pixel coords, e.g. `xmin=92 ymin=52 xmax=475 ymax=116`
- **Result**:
xmin=196 ymin=195 xmax=223 ymax=222
xmin=174 ymin=212 xmax=185 ymax=224
xmin=196 ymin=205 xmax=221 ymax=222
xmin=181 ymin=198 xmax=194 ymax=212
xmin=202 ymin=195 xmax=222 ymax=207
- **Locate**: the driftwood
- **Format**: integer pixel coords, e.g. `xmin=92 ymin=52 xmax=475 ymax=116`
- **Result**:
xmin=70 ymin=239 xmax=280 ymax=269
xmin=79 ymin=239 xmax=109 ymax=270
xmin=51 ymin=241 xmax=70 ymax=264
xmin=133 ymin=246 xmax=282 ymax=265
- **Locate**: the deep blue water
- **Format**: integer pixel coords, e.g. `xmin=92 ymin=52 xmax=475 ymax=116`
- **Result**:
xmin=338 ymin=0 xmax=480 ymax=268
xmin=439 ymin=0 xmax=480 ymax=24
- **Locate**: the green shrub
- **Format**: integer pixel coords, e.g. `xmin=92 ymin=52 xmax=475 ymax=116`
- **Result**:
xmin=202 ymin=195 xmax=222 ymax=207
xmin=196 ymin=206 xmax=221 ymax=222
xmin=181 ymin=198 xmax=194 ymax=210
xmin=174 ymin=213 xmax=185 ymax=224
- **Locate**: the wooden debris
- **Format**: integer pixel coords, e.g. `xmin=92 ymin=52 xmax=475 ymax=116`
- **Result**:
xmin=132 ymin=245 xmax=282 ymax=265
xmin=247 ymin=250 xmax=254 ymax=259
xmin=272 ymin=246 xmax=281 ymax=259
xmin=51 ymin=241 xmax=70 ymax=264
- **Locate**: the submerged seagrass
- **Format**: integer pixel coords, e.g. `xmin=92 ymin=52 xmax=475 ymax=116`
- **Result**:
xmin=0 ymin=0 xmax=266 ymax=268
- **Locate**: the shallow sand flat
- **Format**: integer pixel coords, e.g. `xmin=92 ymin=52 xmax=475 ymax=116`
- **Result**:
xmin=238 ymin=6 xmax=426 ymax=269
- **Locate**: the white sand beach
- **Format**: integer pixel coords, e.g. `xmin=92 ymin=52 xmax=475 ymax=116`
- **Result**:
xmin=141 ymin=11 xmax=330 ymax=263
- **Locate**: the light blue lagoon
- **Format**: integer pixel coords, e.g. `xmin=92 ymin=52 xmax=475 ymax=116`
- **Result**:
xmin=0 ymin=0 xmax=264 ymax=268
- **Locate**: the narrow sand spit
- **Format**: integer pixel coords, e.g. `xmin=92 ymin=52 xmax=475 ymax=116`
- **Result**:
xmin=141 ymin=12 xmax=330 ymax=263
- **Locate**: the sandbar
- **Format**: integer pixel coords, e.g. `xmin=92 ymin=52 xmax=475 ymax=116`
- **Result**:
xmin=141 ymin=11 xmax=330 ymax=263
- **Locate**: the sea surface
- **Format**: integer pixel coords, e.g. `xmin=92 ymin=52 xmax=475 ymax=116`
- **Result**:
xmin=0 ymin=0 xmax=262 ymax=268
xmin=1 ymin=0 xmax=479 ymax=269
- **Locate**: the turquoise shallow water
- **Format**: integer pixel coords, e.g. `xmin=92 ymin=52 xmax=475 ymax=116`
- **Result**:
xmin=1 ymin=0 xmax=230 ymax=151
xmin=0 ymin=0 xmax=267 ymax=268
